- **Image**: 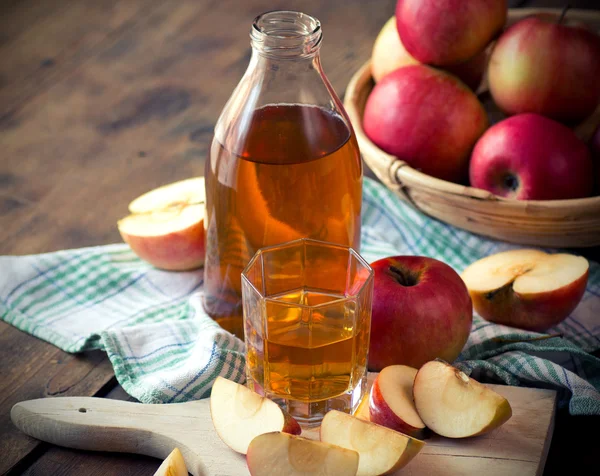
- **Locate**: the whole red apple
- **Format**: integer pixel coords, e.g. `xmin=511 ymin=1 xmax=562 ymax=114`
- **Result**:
xmin=396 ymin=0 xmax=507 ymax=66
xmin=363 ymin=65 xmax=488 ymax=183
xmin=371 ymin=16 xmax=487 ymax=90
xmin=470 ymin=113 xmax=594 ymax=200
xmin=488 ymin=13 xmax=600 ymax=124
xmin=368 ymin=256 xmax=473 ymax=371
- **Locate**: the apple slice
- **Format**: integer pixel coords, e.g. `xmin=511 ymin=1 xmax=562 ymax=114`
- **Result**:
xmin=210 ymin=377 xmax=301 ymax=455
xmin=118 ymin=203 xmax=205 ymax=271
xmin=154 ymin=447 xmax=187 ymax=476
xmin=413 ymin=360 xmax=512 ymax=438
xmin=128 ymin=177 xmax=205 ymax=213
xmin=247 ymin=432 xmax=359 ymax=476
xmin=369 ymin=365 xmax=428 ymax=439
xmin=461 ymin=249 xmax=589 ymax=331
xmin=320 ymin=410 xmax=425 ymax=476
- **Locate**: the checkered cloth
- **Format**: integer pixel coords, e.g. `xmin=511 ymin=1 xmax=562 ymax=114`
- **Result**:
xmin=1 ymin=178 xmax=599 ymax=414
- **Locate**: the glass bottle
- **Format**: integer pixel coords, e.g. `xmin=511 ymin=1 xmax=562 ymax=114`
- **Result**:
xmin=204 ymin=11 xmax=362 ymax=337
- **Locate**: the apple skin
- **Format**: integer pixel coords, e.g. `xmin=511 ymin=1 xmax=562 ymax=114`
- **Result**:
xmin=372 ymin=16 xmax=486 ymax=90
xmin=489 ymin=14 xmax=600 ymax=124
xmin=369 ymin=369 xmax=429 ymax=440
xmin=363 ymin=65 xmax=488 ymax=183
xmin=368 ymin=256 xmax=473 ymax=371
xmin=396 ymin=0 xmax=507 ymax=66
xmin=471 ymin=270 xmax=588 ymax=332
xmin=469 ymin=113 xmax=594 ymax=200
xmin=119 ymin=219 xmax=206 ymax=271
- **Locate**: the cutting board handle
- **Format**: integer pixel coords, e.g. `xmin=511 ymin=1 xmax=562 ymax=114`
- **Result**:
xmin=10 ymin=397 xmax=229 ymax=476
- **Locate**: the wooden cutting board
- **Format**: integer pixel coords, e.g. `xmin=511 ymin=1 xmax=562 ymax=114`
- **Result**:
xmin=11 ymin=378 xmax=556 ymax=476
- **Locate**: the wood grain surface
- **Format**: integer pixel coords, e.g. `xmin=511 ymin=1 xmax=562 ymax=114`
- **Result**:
xmin=1 ymin=0 xmax=598 ymax=475
xmin=10 ymin=382 xmax=556 ymax=476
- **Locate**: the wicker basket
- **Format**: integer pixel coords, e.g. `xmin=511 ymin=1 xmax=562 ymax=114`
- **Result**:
xmin=344 ymin=8 xmax=600 ymax=248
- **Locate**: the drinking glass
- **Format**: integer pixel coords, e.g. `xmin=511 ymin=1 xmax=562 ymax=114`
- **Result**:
xmin=241 ymin=238 xmax=373 ymax=427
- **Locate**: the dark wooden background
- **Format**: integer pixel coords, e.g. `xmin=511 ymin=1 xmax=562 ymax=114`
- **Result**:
xmin=1 ymin=0 xmax=598 ymax=474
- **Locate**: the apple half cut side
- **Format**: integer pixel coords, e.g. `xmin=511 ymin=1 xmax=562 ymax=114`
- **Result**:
xmin=320 ymin=410 xmax=425 ymax=476
xmin=461 ymin=249 xmax=589 ymax=331
xmin=413 ymin=360 xmax=512 ymax=438
xmin=210 ymin=377 xmax=301 ymax=455
xmin=369 ymin=365 xmax=429 ymax=439
xmin=247 ymin=432 xmax=359 ymax=476
xmin=118 ymin=204 xmax=205 ymax=271
xmin=128 ymin=177 xmax=205 ymax=214
xmin=153 ymin=447 xmax=188 ymax=476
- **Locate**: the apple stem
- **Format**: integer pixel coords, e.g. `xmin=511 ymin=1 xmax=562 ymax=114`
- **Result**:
xmin=558 ymin=4 xmax=570 ymax=24
xmin=388 ymin=265 xmax=418 ymax=287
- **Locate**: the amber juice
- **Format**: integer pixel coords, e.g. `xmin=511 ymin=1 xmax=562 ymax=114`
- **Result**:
xmin=204 ymin=104 xmax=362 ymax=337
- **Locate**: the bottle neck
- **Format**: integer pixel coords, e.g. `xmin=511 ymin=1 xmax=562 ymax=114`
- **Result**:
xmin=250 ymin=11 xmax=322 ymax=60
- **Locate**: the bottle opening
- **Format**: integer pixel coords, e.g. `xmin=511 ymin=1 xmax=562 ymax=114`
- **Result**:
xmin=251 ymin=11 xmax=322 ymax=58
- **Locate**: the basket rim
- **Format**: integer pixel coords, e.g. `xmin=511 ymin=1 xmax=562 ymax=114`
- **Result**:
xmin=344 ymin=51 xmax=600 ymax=211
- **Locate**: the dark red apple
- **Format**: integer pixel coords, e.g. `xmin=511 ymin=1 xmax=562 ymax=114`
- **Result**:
xmin=368 ymin=256 xmax=473 ymax=371
xmin=363 ymin=65 xmax=488 ymax=183
xmin=396 ymin=0 xmax=507 ymax=66
xmin=469 ymin=113 xmax=594 ymax=200
xmin=591 ymin=125 xmax=600 ymax=194
xmin=488 ymin=13 xmax=600 ymax=124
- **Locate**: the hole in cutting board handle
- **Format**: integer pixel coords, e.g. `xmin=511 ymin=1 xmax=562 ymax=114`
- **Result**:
xmin=78 ymin=408 xmax=87 ymax=413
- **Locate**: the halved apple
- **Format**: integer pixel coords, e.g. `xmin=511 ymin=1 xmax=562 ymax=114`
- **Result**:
xmin=413 ymin=360 xmax=512 ymax=438
xmin=320 ymin=410 xmax=425 ymax=476
xmin=461 ymin=249 xmax=588 ymax=331
xmin=128 ymin=177 xmax=205 ymax=213
xmin=118 ymin=177 xmax=206 ymax=271
xmin=154 ymin=447 xmax=187 ymax=476
xmin=210 ymin=377 xmax=301 ymax=455
xmin=247 ymin=432 xmax=359 ymax=476
xmin=369 ymin=365 xmax=428 ymax=439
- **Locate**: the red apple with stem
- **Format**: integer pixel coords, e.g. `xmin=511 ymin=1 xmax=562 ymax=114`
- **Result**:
xmin=396 ymin=0 xmax=507 ymax=66
xmin=488 ymin=9 xmax=600 ymax=124
xmin=368 ymin=256 xmax=473 ymax=371
xmin=363 ymin=65 xmax=488 ymax=183
xmin=469 ymin=113 xmax=594 ymax=200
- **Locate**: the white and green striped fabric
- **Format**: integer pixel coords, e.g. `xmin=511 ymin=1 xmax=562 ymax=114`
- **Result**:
xmin=1 ymin=178 xmax=599 ymax=414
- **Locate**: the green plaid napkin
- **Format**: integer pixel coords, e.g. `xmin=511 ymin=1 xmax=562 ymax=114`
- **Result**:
xmin=1 ymin=178 xmax=599 ymax=414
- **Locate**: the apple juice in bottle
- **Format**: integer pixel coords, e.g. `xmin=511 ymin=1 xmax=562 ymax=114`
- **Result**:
xmin=204 ymin=11 xmax=362 ymax=336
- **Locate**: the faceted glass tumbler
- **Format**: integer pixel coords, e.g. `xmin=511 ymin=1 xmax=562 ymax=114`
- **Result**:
xmin=241 ymin=238 xmax=373 ymax=427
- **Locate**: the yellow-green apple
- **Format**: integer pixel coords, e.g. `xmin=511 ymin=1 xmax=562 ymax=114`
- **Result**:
xmin=210 ymin=377 xmax=301 ymax=455
xmin=368 ymin=256 xmax=472 ymax=371
xmin=320 ymin=410 xmax=425 ymax=476
xmin=247 ymin=432 xmax=359 ymax=476
xmin=413 ymin=360 xmax=512 ymax=438
xmin=469 ymin=114 xmax=594 ymax=200
xmin=461 ymin=249 xmax=589 ymax=331
xmin=396 ymin=0 xmax=507 ymax=66
xmin=371 ymin=16 xmax=487 ymax=90
xmin=363 ymin=65 xmax=488 ymax=183
xmin=154 ymin=447 xmax=187 ymax=476
xmin=369 ymin=365 xmax=428 ymax=439
xmin=488 ymin=13 xmax=600 ymax=124
xmin=118 ymin=177 xmax=206 ymax=271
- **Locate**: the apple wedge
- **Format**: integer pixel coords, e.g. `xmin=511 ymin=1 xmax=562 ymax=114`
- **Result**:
xmin=118 ymin=203 xmax=205 ymax=271
xmin=461 ymin=249 xmax=588 ymax=331
xmin=369 ymin=365 xmax=428 ymax=439
xmin=247 ymin=432 xmax=359 ymax=476
xmin=128 ymin=177 xmax=205 ymax=214
xmin=413 ymin=360 xmax=512 ymax=438
xmin=118 ymin=177 xmax=206 ymax=271
xmin=320 ymin=410 xmax=425 ymax=476
xmin=154 ymin=447 xmax=187 ymax=476
xmin=210 ymin=377 xmax=301 ymax=455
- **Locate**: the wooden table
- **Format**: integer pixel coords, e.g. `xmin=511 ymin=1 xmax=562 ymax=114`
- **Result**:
xmin=1 ymin=0 xmax=598 ymax=474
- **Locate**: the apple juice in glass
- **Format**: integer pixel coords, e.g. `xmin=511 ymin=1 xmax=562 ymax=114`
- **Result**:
xmin=203 ymin=11 xmax=362 ymax=338
xmin=242 ymin=239 xmax=373 ymax=427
